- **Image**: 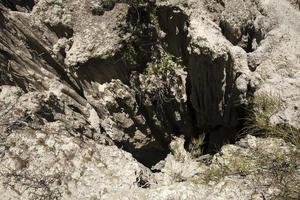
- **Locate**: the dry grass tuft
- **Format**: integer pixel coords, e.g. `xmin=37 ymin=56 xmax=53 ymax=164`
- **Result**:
xmin=242 ymin=92 xmax=300 ymax=147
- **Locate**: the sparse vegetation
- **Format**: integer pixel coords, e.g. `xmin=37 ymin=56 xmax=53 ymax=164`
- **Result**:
xmin=145 ymin=52 xmax=186 ymax=75
xmin=1 ymin=170 xmax=63 ymax=200
xmin=243 ymin=92 xmax=300 ymax=147
xmin=193 ymin=139 xmax=300 ymax=199
xmin=141 ymin=52 xmax=187 ymax=108
xmin=122 ymin=42 xmax=138 ymax=65
xmin=188 ymin=134 xmax=205 ymax=158
xmin=130 ymin=51 xmax=186 ymax=106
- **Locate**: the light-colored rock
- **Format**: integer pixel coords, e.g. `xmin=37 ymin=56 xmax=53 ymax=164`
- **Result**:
xmin=249 ymin=0 xmax=300 ymax=128
xmin=102 ymin=135 xmax=300 ymax=200
xmin=153 ymin=137 xmax=203 ymax=185
xmin=88 ymin=79 xmax=155 ymax=150
xmin=0 ymin=86 xmax=154 ymax=200
xmin=32 ymin=0 xmax=130 ymax=67
xmin=0 ymin=0 xmax=300 ymax=199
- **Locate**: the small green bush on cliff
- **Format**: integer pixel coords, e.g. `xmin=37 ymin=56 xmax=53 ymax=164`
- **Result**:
xmin=123 ymin=42 xmax=138 ymax=65
xmin=145 ymin=52 xmax=186 ymax=74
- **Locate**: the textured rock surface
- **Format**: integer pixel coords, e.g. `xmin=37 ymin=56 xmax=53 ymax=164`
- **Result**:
xmin=249 ymin=0 xmax=300 ymax=128
xmin=156 ymin=0 xmax=300 ymax=148
xmin=0 ymin=0 xmax=299 ymax=199
xmin=0 ymin=85 xmax=154 ymax=200
xmin=101 ymin=135 xmax=300 ymax=200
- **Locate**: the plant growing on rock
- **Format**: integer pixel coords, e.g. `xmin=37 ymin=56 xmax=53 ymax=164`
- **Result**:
xmin=193 ymin=136 xmax=300 ymax=199
xmin=129 ymin=52 xmax=188 ymax=138
xmin=145 ymin=52 xmax=186 ymax=75
xmin=122 ymin=42 xmax=138 ymax=65
xmin=140 ymin=52 xmax=187 ymax=107
xmin=188 ymin=134 xmax=205 ymax=158
xmin=243 ymin=92 xmax=300 ymax=147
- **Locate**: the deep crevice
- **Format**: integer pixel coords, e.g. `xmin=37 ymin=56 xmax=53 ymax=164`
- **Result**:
xmin=157 ymin=6 xmax=190 ymax=58
xmin=220 ymin=20 xmax=265 ymax=53
xmin=116 ymin=140 xmax=169 ymax=168
xmin=24 ymin=34 xmax=84 ymax=96
xmin=113 ymin=4 xmax=248 ymax=166
xmin=0 ymin=0 xmax=35 ymax=12
xmin=46 ymin=23 xmax=74 ymax=39
xmin=73 ymin=3 xmax=251 ymax=167
xmin=156 ymin=6 xmax=249 ymax=155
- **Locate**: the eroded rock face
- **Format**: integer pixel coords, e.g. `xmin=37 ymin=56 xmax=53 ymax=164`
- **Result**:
xmin=0 ymin=85 xmax=154 ymax=200
xmin=248 ymin=0 xmax=300 ymax=129
xmin=0 ymin=0 xmax=300 ymax=199
xmin=101 ymin=135 xmax=300 ymax=200
xmin=156 ymin=0 xmax=300 ymax=149
xmin=87 ymin=79 xmax=166 ymax=167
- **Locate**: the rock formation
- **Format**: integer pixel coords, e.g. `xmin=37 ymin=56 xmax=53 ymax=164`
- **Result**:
xmin=0 ymin=0 xmax=299 ymax=199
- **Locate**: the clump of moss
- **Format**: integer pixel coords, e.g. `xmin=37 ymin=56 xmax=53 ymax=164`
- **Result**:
xmin=243 ymin=92 xmax=300 ymax=147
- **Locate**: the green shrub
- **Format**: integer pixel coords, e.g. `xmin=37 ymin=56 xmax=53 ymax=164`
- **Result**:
xmin=145 ymin=52 xmax=186 ymax=74
xmin=123 ymin=42 xmax=138 ymax=65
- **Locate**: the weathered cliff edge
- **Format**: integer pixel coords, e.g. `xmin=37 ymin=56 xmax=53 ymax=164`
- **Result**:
xmin=0 ymin=0 xmax=299 ymax=199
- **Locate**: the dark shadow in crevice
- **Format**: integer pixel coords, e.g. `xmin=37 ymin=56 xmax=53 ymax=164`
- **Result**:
xmin=0 ymin=0 xmax=17 ymax=11
xmin=115 ymin=140 xmax=170 ymax=168
xmin=126 ymin=5 xmax=159 ymax=70
xmin=156 ymin=5 xmax=195 ymax=142
xmin=219 ymin=21 xmax=265 ymax=53
xmin=0 ymin=11 xmax=6 ymax=30
xmin=157 ymin=6 xmax=190 ymax=58
xmin=1 ymin=0 xmax=35 ymax=12
xmin=91 ymin=0 xmax=116 ymax=16
xmin=76 ymin=54 xmax=138 ymax=86
xmin=24 ymin=33 xmax=84 ymax=97
xmin=46 ymin=23 xmax=74 ymax=39
xmin=107 ymin=94 xmax=171 ymax=168
xmin=186 ymin=50 xmax=246 ymax=154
